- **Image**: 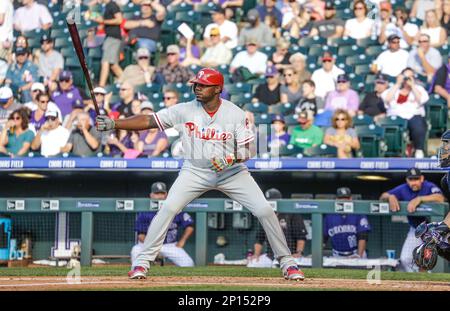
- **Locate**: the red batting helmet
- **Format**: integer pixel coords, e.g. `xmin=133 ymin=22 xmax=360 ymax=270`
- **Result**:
xmin=190 ymin=68 xmax=224 ymax=89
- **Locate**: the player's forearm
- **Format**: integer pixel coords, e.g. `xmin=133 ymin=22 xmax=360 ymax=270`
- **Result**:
xmin=296 ymin=240 xmax=305 ymax=255
xmin=357 ymin=239 xmax=366 ymax=257
xmin=179 ymin=226 xmax=194 ymax=245
xmin=444 ymin=212 xmax=450 ymax=227
xmin=418 ymin=193 xmax=446 ymax=203
xmin=114 ymin=114 xmax=158 ymax=131
xmin=235 ymin=141 xmax=256 ymax=162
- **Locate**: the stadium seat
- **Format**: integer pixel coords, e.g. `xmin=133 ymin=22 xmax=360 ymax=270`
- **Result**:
xmin=224 ymin=82 xmax=252 ymax=95
xmin=230 ymin=93 xmax=252 ymax=106
xmin=269 ymin=102 xmax=296 ymax=115
xmin=308 ymin=45 xmax=337 ymax=58
xmin=356 ymin=36 xmax=379 ymax=48
xmin=426 ymin=95 xmax=448 ymax=138
xmin=165 ymin=83 xmax=191 ymax=94
xmin=336 ymin=63 xmax=353 ymax=75
xmin=353 ymin=114 xmax=374 ymax=127
xmin=174 ymin=11 xmax=199 ymax=26
xmin=60 ymin=47 xmax=76 ymax=58
xmin=123 ymin=11 xmax=140 ymax=20
xmin=345 ymin=54 xmax=372 ymax=66
xmin=328 ymin=36 xmax=357 ymax=47
xmin=315 ymin=193 xmax=336 ymax=200
xmin=288 ymin=45 xmax=308 ymax=55
xmin=355 ymin=124 xmax=387 ymax=157
xmin=376 ymin=116 xmax=409 ymax=157
xmin=122 ymin=2 xmax=139 ymax=13
xmin=189 ymin=64 xmax=201 ymax=74
xmin=180 ymin=92 xmax=195 ymax=101
xmin=338 ymin=45 xmax=364 ymax=57
xmin=254 ymin=113 xmax=271 ymax=125
xmin=243 ymin=102 xmax=269 ymax=114
xmin=366 ymin=45 xmax=386 ymax=57
xmin=409 ymin=17 xmax=423 ymax=27
xmin=438 ymin=44 xmax=449 ymax=57
xmin=354 ymin=64 xmax=372 ymax=75
xmin=303 ymin=144 xmax=338 ymax=157
xmin=335 ymin=8 xmax=353 ymax=20
xmin=277 ymin=144 xmax=303 ymax=157
xmin=135 ymin=83 xmax=163 ymax=97
xmin=197 ymin=2 xmax=219 ymax=14
xmin=260 ymin=46 xmax=276 ymax=57
xmin=231 ymin=46 xmax=245 ymax=57
xmin=298 ymin=36 xmax=326 ymax=48
xmin=285 ymin=114 xmax=299 ymax=126
xmin=54 ymin=37 xmax=72 ymax=50
xmin=217 ymin=64 xmax=230 ymax=75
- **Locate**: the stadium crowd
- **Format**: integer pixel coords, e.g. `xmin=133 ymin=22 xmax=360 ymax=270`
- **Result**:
xmin=0 ymin=0 xmax=449 ymax=159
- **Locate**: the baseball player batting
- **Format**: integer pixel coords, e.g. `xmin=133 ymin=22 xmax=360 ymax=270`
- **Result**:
xmin=96 ymin=68 xmax=304 ymax=281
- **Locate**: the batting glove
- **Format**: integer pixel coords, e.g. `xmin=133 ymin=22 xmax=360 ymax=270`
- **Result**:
xmin=210 ymin=154 xmax=236 ymax=172
xmin=96 ymin=115 xmax=115 ymax=131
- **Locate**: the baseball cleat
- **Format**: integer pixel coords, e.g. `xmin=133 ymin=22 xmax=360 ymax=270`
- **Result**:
xmin=128 ymin=266 xmax=148 ymax=279
xmin=283 ymin=266 xmax=305 ymax=281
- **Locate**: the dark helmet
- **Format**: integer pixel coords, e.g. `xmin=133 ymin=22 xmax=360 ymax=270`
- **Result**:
xmin=438 ymin=130 xmax=450 ymax=168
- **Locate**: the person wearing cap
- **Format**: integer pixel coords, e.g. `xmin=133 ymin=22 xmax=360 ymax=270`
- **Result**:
xmin=324 ymin=187 xmax=371 ymax=258
xmin=311 ymin=51 xmax=344 ymax=100
xmin=155 ymin=44 xmax=194 ymax=84
xmin=288 ymin=52 xmax=311 ymax=85
xmin=407 ymin=33 xmax=442 ymax=82
xmin=28 ymin=91 xmax=62 ymax=133
xmin=358 ymin=73 xmax=388 ymax=121
xmin=372 ymin=34 xmax=409 ymax=77
xmin=296 ymin=79 xmax=322 ymax=116
xmin=268 ymin=114 xmax=290 ymax=152
xmin=324 ymin=73 xmax=359 ymax=117
xmin=310 ymin=1 xmax=344 ymax=38
xmin=38 ymin=34 xmax=64 ymax=86
xmin=111 ymin=82 xmax=136 ymax=118
xmin=343 ymin=0 xmax=374 ymax=40
xmin=382 ymin=67 xmax=429 ymax=158
xmin=13 ymin=0 xmax=53 ymax=33
xmin=124 ymin=0 xmax=166 ymax=54
xmin=252 ymin=65 xmax=281 ymax=106
xmin=238 ymin=8 xmax=275 ymax=47
xmin=324 ymin=109 xmax=360 ymax=158
xmin=50 ymin=70 xmax=87 ymax=118
xmin=118 ymin=48 xmax=155 ymax=87
xmin=23 ymin=82 xmax=62 ymax=119
xmin=431 ymin=51 xmax=450 ymax=107
xmin=281 ymin=1 xmax=314 ymax=39
xmin=380 ymin=168 xmax=445 ymax=272
xmin=256 ymin=0 xmax=283 ymax=27
xmin=131 ymin=181 xmax=195 ymax=267
xmin=280 ymin=66 xmax=302 ymax=105
xmin=0 ymin=108 xmax=34 ymax=157
xmin=247 ymin=188 xmax=307 ymax=268
xmin=5 ymin=47 xmax=38 ymax=103
xmin=289 ymin=110 xmax=323 ymax=150
xmin=192 ymin=27 xmax=232 ymax=67
xmin=203 ymin=7 xmax=238 ymax=50
xmin=30 ymin=109 xmax=69 ymax=157
xmin=0 ymin=86 xmax=21 ymax=131
xmin=230 ymin=38 xmax=268 ymax=77
xmin=90 ymin=0 xmax=123 ymax=87
xmin=86 ymin=86 xmax=111 ymax=123
xmin=61 ymin=111 xmax=101 ymax=157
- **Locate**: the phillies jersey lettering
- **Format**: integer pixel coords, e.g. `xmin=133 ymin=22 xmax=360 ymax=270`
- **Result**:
xmin=154 ymin=99 xmax=254 ymax=169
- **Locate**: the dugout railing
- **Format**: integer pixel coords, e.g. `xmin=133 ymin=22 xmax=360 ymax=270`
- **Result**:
xmin=0 ymin=198 xmax=448 ymax=272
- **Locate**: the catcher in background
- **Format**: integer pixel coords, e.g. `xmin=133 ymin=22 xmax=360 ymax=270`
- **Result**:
xmin=413 ymin=130 xmax=450 ymax=270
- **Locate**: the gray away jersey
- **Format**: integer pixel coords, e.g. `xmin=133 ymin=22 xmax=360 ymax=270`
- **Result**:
xmin=153 ymin=99 xmax=254 ymax=169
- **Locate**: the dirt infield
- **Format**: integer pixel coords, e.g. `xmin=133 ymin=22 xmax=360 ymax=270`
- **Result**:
xmin=0 ymin=276 xmax=448 ymax=291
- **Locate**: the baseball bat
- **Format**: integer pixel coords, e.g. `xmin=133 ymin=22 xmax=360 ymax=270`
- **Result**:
xmin=66 ymin=16 xmax=100 ymax=115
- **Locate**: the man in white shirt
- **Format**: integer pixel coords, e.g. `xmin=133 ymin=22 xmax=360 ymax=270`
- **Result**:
xmin=13 ymin=0 xmax=53 ymax=33
xmin=372 ymin=34 xmax=409 ymax=77
xmin=203 ymin=8 xmax=238 ymax=50
xmin=311 ymin=52 xmax=345 ymax=100
xmin=407 ymin=33 xmax=442 ymax=82
xmin=38 ymin=34 xmax=64 ymax=85
xmin=31 ymin=110 xmax=70 ymax=157
xmin=0 ymin=0 xmax=13 ymax=82
xmin=230 ymin=39 xmax=268 ymax=76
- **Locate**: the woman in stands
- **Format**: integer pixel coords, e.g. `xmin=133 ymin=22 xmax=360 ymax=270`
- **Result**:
xmin=417 ymin=9 xmax=447 ymax=47
xmin=0 ymin=108 xmax=34 ymax=157
xmin=323 ymin=109 xmax=360 ymax=159
xmin=269 ymin=38 xmax=291 ymax=73
xmin=344 ymin=0 xmax=374 ymax=40
xmin=280 ymin=66 xmax=302 ymax=105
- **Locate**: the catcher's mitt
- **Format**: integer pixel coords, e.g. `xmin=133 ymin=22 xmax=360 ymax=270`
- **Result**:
xmin=412 ymin=242 xmax=439 ymax=270
xmin=413 ymin=221 xmax=450 ymax=269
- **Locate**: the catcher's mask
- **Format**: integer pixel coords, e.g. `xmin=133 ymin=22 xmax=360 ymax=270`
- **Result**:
xmin=438 ymin=130 xmax=450 ymax=168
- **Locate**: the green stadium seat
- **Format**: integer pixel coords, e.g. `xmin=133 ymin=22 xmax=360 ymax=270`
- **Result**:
xmin=259 ymin=46 xmax=276 ymax=57
xmin=438 ymin=44 xmax=449 ymax=57
xmin=355 ymin=124 xmax=387 ymax=157
xmin=217 ymin=64 xmax=230 ymax=75
xmin=356 ymin=37 xmax=379 ymax=48
xmin=346 ymin=54 xmax=372 ymax=66
xmin=122 ymin=2 xmax=139 ymax=13
xmin=104 ymin=83 xmax=121 ymax=95
xmin=170 ymin=3 xmax=194 ymax=13
xmin=180 ymin=92 xmax=195 ymax=101
xmin=135 ymin=83 xmax=163 ymax=97
xmin=149 ymin=92 xmax=163 ymax=104
xmin=366 ymin=45 xmax=386 ymax=57
xmin=254 ymin=113 xmax=271 ymax=125
xmin=230 ymin=93 xmax=252 ymax=106
xmin=224 ymin=82 xmax=252 ymax=95
xmin=269 ymin=102 xmax=296 ymax=115
xmin=288 ymin=45 xmax=308 ymax=55
xmin=328 ymin=36 xmax=357 ymax=47
xmin=243 ymin=102 xmax=269 ymax=114
xmin=27 ymin=37 xmax=41 ymax=50
xmin=376 ymin=116 xmax=409 ymax=157
xmin=123 ymin=11 xmax=140 ymax=20
xmin=426 ymin=94 xmax=448 ymax=138
xmin=353 ymin=114 xmax=374 ymax=127
xmin=298 ymin=36 xmax=326 ymax=48
xmin=278 ymin=144 xmax=303 ymax=157
xmin=165 ymin=83 xmax=191 ymax=94
xmin=303 ymin=144 xmax=338 ymax=157
xmin=54 ymin=37 xmax=72 ymax=50
xmin=189 ymin=64 xmax=201 ymax=74
xmin=51 ymin=28 xmax=69 ymax=39
xmin=308 ymin=45 xmax=337 ymax=57
xmin=335 ymin=8 xmax=353 ymax=20
xmin=197 ymin=2 xmax=219 ymax=14
xmin=285 ymin=114 xmax=299 ymax=126
xmin=231 ymin=46 xmax=245 ymax=57
xmin=174 ymin=11 xmax=199 ymax=26
xmin=354 ymin=64 xmax=372 ymax=75
xmin=336 ymin=63 xmax=353 ymax=74
xmin=409 ymin=17 xmax=423 ymax=27
xmin=338 ymin=45 xmax=364 ymax=57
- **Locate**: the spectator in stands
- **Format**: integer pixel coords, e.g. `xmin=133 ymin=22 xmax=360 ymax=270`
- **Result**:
xmin=163 ymin=89 xmax=179 ymax=108
xmin=38 ymin=34 xmax=64 ymax=87
xmin=252 ymin=65 xmax=281 ymax=106
xmin=106 ymin=125 xmax=140 ymax=158
xmin=63 ymin=99 xmax=85 ymax=130
xmin=410 ymin=0 xmax=439 ymax=22
xmin=324 ymin=187 xmax=370 ymax=258
xmin=239 ymin=9 xmax=275 ymax=47
xmin=296 ymin=79 xmax=322 ymax=116
xmin=24 ymin=83 xmax=61 ymax=116
xmin=61 ymin=112 xmax=101 ymax=157
xmin=193 ymin=28 xmax=232 ymax=67
xmin=5 ymin=47 xmax=38 ymax=103
xmin=91 ymin=0 xmax=123 ymax=87
xmin=230 ymin=39 xmax=268 ymax=77
xmin=407 ymin=33 xmax=442 ymax=82
xmin=280 ymin=66 xmax=301 ymax=105
xmin=155 ymin=45 xmax=194 ymax=84
xmin=203 ymin=8 xmax=238 ymax=50
xmin=118 ymin=48 xmax=155 ymax=87
xmin=0 ymin=86 xmax=20 ymax=130
xmin=131 ymin=181 xmax=195 ymax=267
xmin=309 ymin=1 xmax=344 ymax=39
xmin=382 ymin=67 xmax=429 ymax=158
xmin=282 ymin=1 xmax=313 ymax=39
xmin=324 ymin=74 xmax=359 ymax=117
xmin=13 ymin=0 xmax=53 ymax=32
xmin=311 ymin=51 xmax=344 ymax=100
xmin=268 ymin=114 xmax=290 ymax=152
xmin=437 ymin=0 xmax=450 ymax=34
xmin=269 ymin=38 xmax=291 ymax=73
xmin=378 ymin=5 xmax=418 ymax=49
xmin=86 ymin=86 xmax=110 ymax=122
xmin=51 ymin=70 xmax=86 ymax=118
xmin=372 ymin=34 xmax=409 ymax=78
xmin=380 ymin=168 xmax=445 ymax=272
xmin=131 ymin=99 xmax=142 ymax=116
xmin=179 ymin=36 xmax=201 ymax=65
xmin=344 ymin=0 xmax=374 ymax=40
xmin=0 ymin=108 xmax=34 ymax=157
xmin=216 ymin=0 xmax=244 ymax=20
xmin=137 ymin=122 xmax=168 ymax=157
xmin=112 ymin=82 xmax=135 ymax=118
xmin=124 ymin=0 xmax=166 ymax=54
xmin=304 ymin=0 xmax=325 ymax=21
xmin=257 ymin=0 xmax=283 ymax=27
xmin=431 ymin=52 xmax=450 ymax=107
xmin=247 ymin=188 xmax=307 ymax=268
xmin=30 ymin=110 xmax=69 ymax=157
xmin=29 ymin=92 xmax=62 ymax=132
xmin=358 ymin=73 xmax=388 ymax=122
xmin=289 ymin=52 xmax=311 ymax=85
xmin=0 ymin=0 xmax=13 ymax=77
xmin=324 ymin=109 xmax=360 ymax=159
xmin=417 ymin=9 xmax=447 ymax=47
xmin=289 ymin=110 xmax=323 ymax=150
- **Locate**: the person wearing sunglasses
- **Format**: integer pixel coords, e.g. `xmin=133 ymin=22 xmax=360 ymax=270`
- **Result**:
xmin=0 ymin=108 xmax=34 ymax=157
xmin=30 ymin=110 xmax=69 ymax=157
xmin=38 ymin=34 xmax=63 ymax=87
xmin=193 ymin=28 xmax=232 ymax=68
xmin=324 ymin=74 xmax=359 ymax=117
xmin=311 ymin=51 xmax=344 ymax=100
xmin=119 ymin=48 xmax=155 ymax=87
xmin=111 ymin=81 xmax=136 ymax=118
xmin=280 ymin=66 xmax=302 ymax=105
xmin=372 ymin=34 xmax=409 ymax=78
xmin=358 ymin=73 xmax=388 ymax=122
xmin=288 ymin=52 xmax=311 ymax=85
xmin=310 ymin=1 xmax=344 ymax=39
xmin=407 ymin=33 xmax=442 ymax=82
xmin=29 ymin=92 xmax=61 ymax=133
xmin=378 ymin=5 xmax=418 ymax=49
xmin=252 ymin=65 xmax=281 ymax=106
xmin=323 ymin=109 xmax=360 ymax=159
xmin=50 ymin=70 xmax=86 ymax=118
xmin=0 ymin=86 xmax=21 ymax=131
xmin=5 ymin=47 xmax=38 ymax=103
xmin=343 ymin=0 xmax=374 ymax=40
xmin=155 ymin=44 xmax=194 ymax=84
